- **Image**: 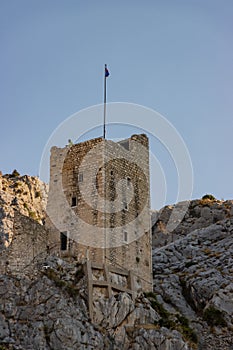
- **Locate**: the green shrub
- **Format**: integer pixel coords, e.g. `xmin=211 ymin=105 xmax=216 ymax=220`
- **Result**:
xmin=145 ymin=293 xmax=198 ymax=344
xmin=45 ymin=269 xmax=79 ymax=299
xmin=202 ymin=194 xmax=216 ymax=201
xmin=145 ymin=292 xmax=173 ymax=328
xmin=46 ymin=269 xmax=66 ymax=287
xmin=176 ymin=314 xmax=189 ymax=327
xmin=144 ymin=291 xmax=156 ymax=298
xmin=23 ymin=203 xmax=29 ymax=209
xmin=157 ymin=317 xmax=176 ymax=329
xmin=65 ymin=284 xmax=79 ymax=298
xmin=145 ymin=292 xmax=169 ymax=317
xmin=75 ymin=265 xmax=84 ymax=281
xmin=44 ymin=324 xmax=51 ymax=343
xmin=29 ymin=211 xmax=37 ymax=220
xmin=176 ymin=314 xmax=198 ymax=343
xmin=203 ymin=306 xmax=227 ymax=327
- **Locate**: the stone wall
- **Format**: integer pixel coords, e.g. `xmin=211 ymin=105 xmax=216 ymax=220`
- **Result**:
xmin=0 ymin=173 xmax=48 ymax=249
xmin=47 ymin=134 xmax=152 ymax=291
xmin=0 ymin=211 xmax=48 ymax=274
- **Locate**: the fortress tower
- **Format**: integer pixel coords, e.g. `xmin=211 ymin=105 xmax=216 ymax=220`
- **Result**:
xmin=47 ymin=134 xmax=152 ymax=291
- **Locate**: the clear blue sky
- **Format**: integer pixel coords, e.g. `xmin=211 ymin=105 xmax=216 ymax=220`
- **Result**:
xmin=1 ymin=0 xmax=233 ymax=209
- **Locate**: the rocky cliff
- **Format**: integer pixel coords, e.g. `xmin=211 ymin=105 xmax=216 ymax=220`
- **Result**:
xmin=0 ymin=256 xmax=192 ymax=350
xmin=152 ymin=198 xmax=233 ymax=350
xmin=0 ymin=171 xmax=47 ymax=249
xmin=0 ymin=174 xmax=233 ymax=349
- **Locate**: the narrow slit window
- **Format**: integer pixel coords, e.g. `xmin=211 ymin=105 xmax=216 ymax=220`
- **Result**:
xmin=95 ymin=176 xmax=99 ymax=189
xmin=71 ymin=196 xmax=77 ymax=207
xmin=123 ymin=202 xmax=128 ymax=211
xmin=60 ymin=232 xmax=67 ymax=251
xmin=124 ymin=231 xmax=128 ymax=242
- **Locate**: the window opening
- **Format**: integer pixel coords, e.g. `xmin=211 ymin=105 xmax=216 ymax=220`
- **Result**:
xmin=71 ymin=196 xmax=77 ymax=207
xmin=123 ymin=202 xmax=128 ymax=211
xmin=60 ymin=232 xmax=67 ymax=251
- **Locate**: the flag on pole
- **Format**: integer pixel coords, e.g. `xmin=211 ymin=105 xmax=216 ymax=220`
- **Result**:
xmin=105 ymin=66 xmax=110 ymax=77
xmin=103 ymin=64 xmax=109 ymax=139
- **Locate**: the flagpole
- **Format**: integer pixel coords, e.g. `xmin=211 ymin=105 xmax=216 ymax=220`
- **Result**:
xmin=103 ymin=64 xmax=107 ymax=139
xmin=103 ymin=64 xmax=107 ymax=264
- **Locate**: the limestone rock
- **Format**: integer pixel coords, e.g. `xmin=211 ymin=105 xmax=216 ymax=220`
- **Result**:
xmin=152 ymin=216 xmax=233 ymax=349
xmin=0 ymin=172 xmax=48 ymax=249
xmin=152 ymin=198 xmax=233 ymax=247
xmin=1 ymin=179 xmax=233 ymax=350
xmin=0 ymin=255 xmax=195 ymax=349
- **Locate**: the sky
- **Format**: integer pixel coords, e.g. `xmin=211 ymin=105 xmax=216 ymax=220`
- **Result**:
xmin=0 ymin=0 xmax=233 ymax=209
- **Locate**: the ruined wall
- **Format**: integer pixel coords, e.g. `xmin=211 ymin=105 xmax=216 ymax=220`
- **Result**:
xmin=0 ymin=211 xmax=48 ymax=274
xmin=0 ymin=173 xmax=48 ymax=249
xmin=47 ymin=134 xmax=152 ymax=291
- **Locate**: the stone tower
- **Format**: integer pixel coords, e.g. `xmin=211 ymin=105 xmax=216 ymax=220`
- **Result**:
xmin=47 ymin=134 xmax=152 ymax=291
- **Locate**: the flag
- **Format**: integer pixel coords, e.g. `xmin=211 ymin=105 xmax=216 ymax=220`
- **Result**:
xmin=105 ymin=66 xmax=110 ymax=78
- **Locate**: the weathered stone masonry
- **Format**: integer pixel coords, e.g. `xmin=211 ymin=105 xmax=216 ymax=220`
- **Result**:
xmin=47 ymin=134 xmax=153 ymax=292
xmin=0 ymin=211 xmax=48 ymax=274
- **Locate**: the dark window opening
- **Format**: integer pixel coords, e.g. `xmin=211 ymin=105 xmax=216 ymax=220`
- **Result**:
xmin=123 ymin=202 xmax=128 ymax=211
xmin=124 ymin=231 xmax=128 ymax=242
xmin=127 ymin=177 xmax=131 ymax=186
xmin=110 ymin=170 xmax=114 ymax=176
xmin=71 ymin=196 xmax=77 ymax=207
xmin=95 ymin=176 xmax=99 ymax=189
xmin=60 ymin=232 xmax=67 ymax=251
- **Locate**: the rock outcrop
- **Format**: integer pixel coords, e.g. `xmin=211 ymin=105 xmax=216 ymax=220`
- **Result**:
xmin=0 ymin=255 xmax=193 ymax=350
xmin=0 ymin=171 xmax=48 ymax=249
xmin=152 ymin=198 xmax=233 ymax=247
xmin=0 ymin=174 xmax=233 ymax=349
xmin=152 ymin=199 xmax=233 ymax=349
